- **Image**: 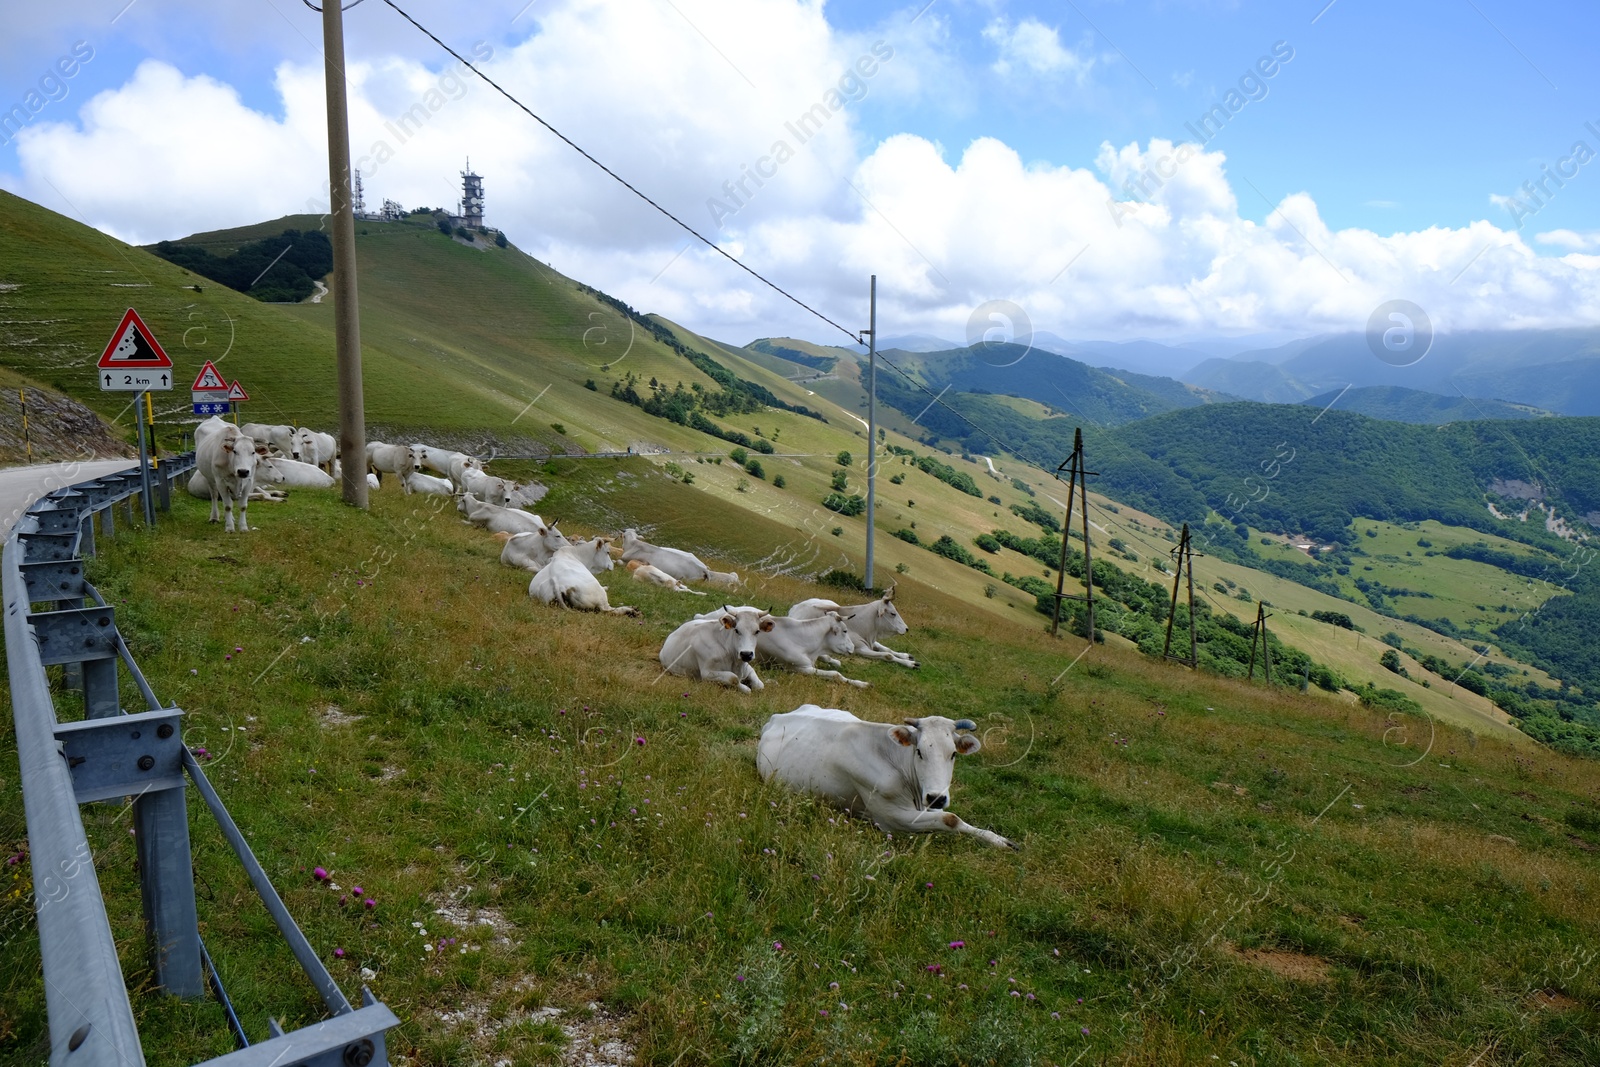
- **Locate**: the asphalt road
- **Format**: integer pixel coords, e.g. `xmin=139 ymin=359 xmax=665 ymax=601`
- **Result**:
xmin=0 ymin=459 xmax=137 ymax=538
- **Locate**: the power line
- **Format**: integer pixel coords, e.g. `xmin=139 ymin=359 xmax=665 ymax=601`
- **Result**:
xmin=376 ymin=0 xmax=1060 ymax=476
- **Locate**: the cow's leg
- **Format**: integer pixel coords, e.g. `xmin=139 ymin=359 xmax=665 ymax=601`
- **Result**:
xmin=803 ymin=666 xmax=870 ymax=688
xmin=865 ymin=799 xmax=1017 ymax=850
xmin=222 ymin=493 xmax=236 ymax=533
xmin=740 ymin=663 xmax=764 ymax=692
xmin=208 ymin=489 xmax=221 ymax=524
xmin=237 ymin=495 xmax=250 ymax=532
xmin=818 ymin=655 xmax=843 ymax=668
xmin=699 ymin=668 xmax=752 ymax=693
xmin=870 ymin=641 xmax=919 ymax=669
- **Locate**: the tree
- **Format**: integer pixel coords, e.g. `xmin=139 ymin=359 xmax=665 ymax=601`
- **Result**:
xmin=1379 ymin=648 xmax=1407 ymax=676
xmin=494 ymin=230 xmax=508 ymax=248
xmin=836 ymin=450 xmax=853 ymax=466
xmin=831 ymin=469 xmax=849 ymax=492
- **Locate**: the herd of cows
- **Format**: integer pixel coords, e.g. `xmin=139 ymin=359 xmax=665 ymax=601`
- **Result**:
xmin=183 ymin=417 xmax=1018 ymax=848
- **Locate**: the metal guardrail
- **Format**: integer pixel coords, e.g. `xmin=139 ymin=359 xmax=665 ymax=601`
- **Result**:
xmin=4 ymin=458 xmax=399 ymax=1067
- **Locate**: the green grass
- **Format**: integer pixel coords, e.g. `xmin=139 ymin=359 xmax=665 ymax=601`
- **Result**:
xmin=4 ymin=461 xmax=1598 ymax=1065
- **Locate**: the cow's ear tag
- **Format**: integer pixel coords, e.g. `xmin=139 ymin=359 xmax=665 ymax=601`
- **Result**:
xmin=722 ymin=615 xmax=737 ymax=629
xmin=956 ymin=734 xmax=982 ymax=756
xmin=759 ymin=618 xmax=775 ymax=632
xmin=891 ymin=726 xmax=916 ymax=747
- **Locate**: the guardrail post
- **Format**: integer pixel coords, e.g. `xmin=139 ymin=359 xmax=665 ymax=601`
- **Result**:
xmin=101 ymin=503 xmax=114 ymax=539
xmin=135 ymin=786 xmax=204 ymax=996
xmin=82 ymin=660 xmax=119 ymax=719
xmin=79 ymin=511 xmax=97 ymax=558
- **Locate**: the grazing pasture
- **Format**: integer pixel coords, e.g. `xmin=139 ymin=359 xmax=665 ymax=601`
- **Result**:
xmin=1 ymin=459 xmax=1596 ymax=1066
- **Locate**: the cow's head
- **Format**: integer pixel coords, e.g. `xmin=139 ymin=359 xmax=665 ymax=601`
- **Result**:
xmin=228 ymin=434 xmax=258 ymax=480
xmin=536 ymin=522 xmax=571 ymax=552
xmin=582 ymin=537 xmax=614 ymax=572
xmin=820 ymin=611 xmax=855 ymax=657
xmin=407 ymin=445 xmax=425 ymax=472
xmin=720 ymin=607 xmax=771 ymax=663
xmin=876 ymin=590 xmax=909 ymax=636
xmin=254 ymin=453 xmax=286 ymax=485
xmin=889 ymin=716 xmax=980 ymax=811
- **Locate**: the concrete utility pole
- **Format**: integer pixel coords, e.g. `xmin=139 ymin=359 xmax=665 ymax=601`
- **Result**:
xmin=863 ymin=275 xmax=877 ymax=588
xmin=322 ymin=0 xmax=368 ymax=507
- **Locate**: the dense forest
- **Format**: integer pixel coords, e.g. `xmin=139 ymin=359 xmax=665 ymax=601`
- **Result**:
xmin=150 ymin=229 xmax=332 ymax=302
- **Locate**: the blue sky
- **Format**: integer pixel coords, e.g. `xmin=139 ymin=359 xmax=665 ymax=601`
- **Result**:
xmin=2 ymin=1 xmax=1596 ymax=346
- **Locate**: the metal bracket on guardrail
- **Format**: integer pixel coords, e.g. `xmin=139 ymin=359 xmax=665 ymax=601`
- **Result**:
xmin=29 ymin=604 xmax=119 ymax=665
xmin=55 ymin=708 xmax=185 ymax=804
xmin=20 ymin=559 xmax=87 ymax=605
xmin=16 ymin=529 xmax=80 ymax=562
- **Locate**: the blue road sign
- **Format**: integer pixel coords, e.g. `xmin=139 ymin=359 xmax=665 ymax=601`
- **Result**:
xmin=193 ymin=402 xmax=231 ymax=415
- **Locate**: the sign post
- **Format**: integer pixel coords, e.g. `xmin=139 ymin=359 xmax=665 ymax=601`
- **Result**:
xmin=97 ymin=308 xmax=173 ymax=526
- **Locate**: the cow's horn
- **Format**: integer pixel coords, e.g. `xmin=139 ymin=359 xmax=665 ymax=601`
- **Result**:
xmin=954 ymin=718 xmax=977 ymax=731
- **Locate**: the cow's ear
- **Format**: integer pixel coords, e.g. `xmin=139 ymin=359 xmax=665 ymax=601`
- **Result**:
xmin=759 ymin=617 xmax=775 ymax=632
xmin=955 ymin=733 xmax=982 ymax=756
xmin=883 ymin=584 xmax=896 ymax=601
xmin=890 ymin=725 xmax=917 ymax=747
xmin=721 ymin=614 xmax=737 ymax=629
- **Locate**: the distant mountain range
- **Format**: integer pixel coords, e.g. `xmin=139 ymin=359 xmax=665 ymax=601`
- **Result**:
xmin=1184 ymin=329 xmax=1600 ymax=417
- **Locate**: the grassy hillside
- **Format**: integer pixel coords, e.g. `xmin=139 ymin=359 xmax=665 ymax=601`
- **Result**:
xmin=4 ymin=461 xmax=1598 ymax=1065
xmin=4 ymin=190 xmax=1591 ymax=754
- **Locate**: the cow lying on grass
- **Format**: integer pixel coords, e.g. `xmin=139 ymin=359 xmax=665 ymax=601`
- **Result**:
xmin=790 ymin=584 xmax=918 ymax=668
xmin=528 ymin=544 xmax=639 ymax=616
xmin=757 ymin=706 xmax=1016 ymax=848
xmin=659 ymin=607 xmax=771 ymax=692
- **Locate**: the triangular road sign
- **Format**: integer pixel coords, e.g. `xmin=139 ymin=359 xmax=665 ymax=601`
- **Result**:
xmin=227 ymin=380 xmax=250 ymax=402
xmin=192 ymin=361 xmax=228 ymax=391
xmin=98 ymin=308 xmax=173 ymax=369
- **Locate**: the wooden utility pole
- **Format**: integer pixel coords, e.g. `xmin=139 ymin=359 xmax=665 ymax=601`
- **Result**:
xmin=1050 ymin=427 xmax=1096 ymax=639
xmin=863 ymin=275 xmax=877 ymax=588
xmin=322 ymin=0 xmax=368 ymax=508
xmin=1247 ymin=601 xmax=1273 ymax=682
xmin=1162 ymin=523 xmax=1198 ymax=667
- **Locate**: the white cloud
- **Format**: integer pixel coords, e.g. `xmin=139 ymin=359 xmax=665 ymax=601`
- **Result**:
xmin=1536 ymin=228 xmax=1600 ymax=251
xmin=2 ymin=0 xmax=1598 ymax=347
xmin=982 ymin=18 xmax=1094 ymax=81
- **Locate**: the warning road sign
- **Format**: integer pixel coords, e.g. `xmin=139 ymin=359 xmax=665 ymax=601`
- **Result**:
xmin=227 ymin=380 xmax=250 ymax=402
xmin=191 ymin=361 xmax=228 ymax=391
xmin=98 ymin=308 xmax=174 ymax=390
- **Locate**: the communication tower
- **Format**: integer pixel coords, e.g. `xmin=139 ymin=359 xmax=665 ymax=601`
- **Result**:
xmin=460 ymin=159 xmax=484 ymax=229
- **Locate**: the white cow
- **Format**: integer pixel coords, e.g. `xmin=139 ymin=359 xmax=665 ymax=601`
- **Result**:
xmin=658 ymin=609 xmax=772 ymax=693
xmin=402 ymin=471 xmax=455 ymax=496
xmin=194 ymin=415 xmax=231 ymax=448
xmin=626 ymin=560 xmax=706 ymax=595
xmin=757 ymin=706 xmax=1016 ymax=849
xmin=241 ymin=423 xmax=300 ymax=459
xmin=619 ymin=528 xmax=715 ymax=583
xmin=188 ymin=454 xmax=286 ymax=503
xmin=196 ymin=426 xmax=260 ymax=532
xmin=458 ymin=467 xmax=514 ymax=507
xmin=495 ymin=526 xmax=577 ymax=571
xmin=459 ymin=494 xmax=553 ymax=536
xmin=528 ymin=547 xmax=638 ymax=616
xmin=790 ymin=585 xmax=918 ymax=668
xmin=446 ymin=452 xmax=485 ymax=489
xmin=757 ymin=613 xmax=869 ymax=687
xmin=268 ymin=457 xmax=336 ymax=489
xmin=366 ymin=441 xmax=423 ymax=488
xmin=413 ymin=444 xmax=467 ymax=477
xmin=297 ymin=428 xmax=337 ymax=470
